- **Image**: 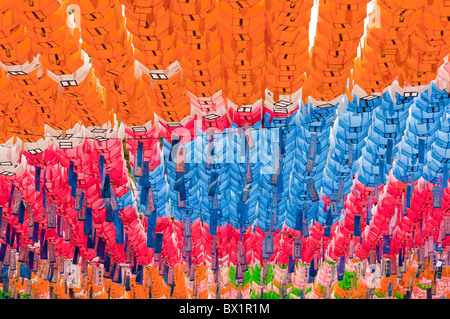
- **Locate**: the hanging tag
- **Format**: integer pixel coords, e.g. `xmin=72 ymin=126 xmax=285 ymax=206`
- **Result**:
xmin=211 ymin=235 xmax=217 ymax=255
xmin=101 ymin=174 xmax=111 ymax=199
xmin=114 ymin=264 xmax=121 ymax=283
xmin=388 ymin=257 xmax=396 ymax=277
xmin=110 ymin=192 xmax=119 ymax=212
xmin=115 ymin=218 xmax=124 ymax=245
xmin=347 ymin=238 xmax=354 ymax=259
xmin=306 ymin=137 xmax=318 ymax=163
xmin=208 ymin=173 xmax=219 ymax=197
xmin=369 ymin=250 xmax=376 ymax=265
xmin=383 ymin=235 xmax=391 ymax=256
xmin=306 ymin=135 xmax=317 ymax=173
xmin=184 ymin=215 xmax=191 ymax=237
xmin=242 ymin=184 xmax=250 ymax=202
xmin=3 ymin=246 xmax=10 ymax=266
xmin=17 ymin=201 xmax=25 ymax=225
xmin=48 ymin=242 xmax=55 ymax=264
xmin=337 ymin=179 xmax=345 ymax=205
xmin=177 ymin=188 xmax=186 ymax=208
xmin=330 ymin=200 xmax=338 ymax=216
xmin=31 ymin=222 xmax=39 ymax=243
xmin=70 ymin=172 xmax=78 ymax=199
xmin=212 ymin=193 xmax=218 ymax=211
xmin=354 ymin=215 xmax=361 ymax=237
xmin=154 ymin=233 xmax=163 ymax=254
xmin=406 ymin=185 xmax=412 ymax=209
xmin=189 ymin=264 xmax=195 ymax=282
xmin=146 ymin=189 xmax=156 ymax=215
xmin=418 ymin=139 xmax=425 ymax=164
xmin=244 ymin=123 xmax=254 ymax=149
xmin=12 ymin=192 xmax=22 ymax=216
xmin=74 ymin=189 xmax=83 ymax=212
xmin=235 ymin=263 xmax=244 ymax=282
xmin=8 ymin=185 xmax=15 ymax=208
xmin=438 ymin=221 xmax=444 ymax=246
xmin=210 ymin=210 xmax=218 ymax=236
xmin=287 ymin=255 xmax=295 ymax=274
xmin=98 ymin=155 xmax=105 ymax=180
xmin=167 ymin=267 xmax=174 ymax=285
xmin=443 ymin=164 xmax=449 ymax=189
xmin=245 ymin=163 xmax=253 ymax=184
xmin=262 ymin=262 xmax=268 ymax=283
xmin=57 ymin=215 xmax=64 ymax=238
xmin=186 ymin=237 xmax=192 ymax=253
xmin=68 ymin=161 xmax=75 ymax=184
xmin=211 ymin=247 xmax=218 ymax=270
xmin=18 ymin=244 xmax=26 ymax=263
xmin=4 ymin=222 xmax=11 ymax=245
xmin=48 ymin=203 xmax=57 ymax=229
xmin=105 ymin=203 xmax=114 ymax=223
xmin=84 ymin=207 xmax=93 ymax=236
xmin=9 ymin=226 xmax=16 ymax=249
xmin=430 ymin=253 xmax=438 ymax=271
xmin=79 ymin=198 xmax=87 ymax=221
xmin=174 ymin=173 xmax=184 ymax=192
xmin=303 ymin=204 xmax=309 ymax=238
xmin=0 ymin=218 xmax=7 ymax=240
xmin=427 ymin=234 xmax=434 ymax=252
xmin=262 ymin=239 xmax=269 ymax=260
xmin=444 ymin=216 xmax=450 ymax=236
xmin=309 ymin=260 xmax=316 ymax=283
xmin=433 ymin=186 xmax=442 ymax=208
xmin=64 ymin=219 xmax=71 ymax=242
xmin=293 ymin=238 xmax=302 ymax=258
xmin=237 ymin=243 xmax=243 ymax=265
xmin=134 ymin=160 xmax=143 ymax=177
xmin=302 ymin=265 xmax=309 ymax=283
xmin=241 ymin=249 xmax=248 ymax=272
xmin=337 ymin=256 xmax=345 ymax=281
xmin=367 ymin=200 xmax=372 ymax=226
xmin=306 ymin=179 xmax=319 ymax=202
xmin=32 ymin=250 xmax=39 ymax=271
xmin=265 ymin=234 xmax=273 ymax=255
xmin=24 ymin=203 xmax=33 ymax=227
xmin=376 ymin=244 xmax=382 ymax=263
xmin=386 ymin=139 xmax=393 ymax=164
xmin=137 ymin=140 xmax=144 ymax=166
xmin=324 ymin=210 xmax=332 ymax=238
xmin=295 ymin=207 xmax=303 ymax=231
xmin=446 ymin=251 xmax=450 ymax=267
xmin=147 ymin=225 xmax=156 ymax=248
xmin=10 ymin=250 xmax=16 ymax=271
xmin=419 ymin=247 xmax=425 ymax=265
xmin=175 ymin=147 xmax=186 ymax=174
xmin=72 ymin=246 xmax=80 ymax=266
xmin=181 ymin=237 xmax=187 ymax=258
xmin=374 ymin=177 xmax=379 ymax=201
xmin=390 ymin=207 xmax=398 ymax=234
xmin=271 ymin=171 xmax=279 ymax=185
xmin=25 ymin=279 xmax=32 ymax=295
xmin=348 ymin=144 xmax=354 ymax=168
xmin=379 ymin=160 xmax=386 ymax=185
